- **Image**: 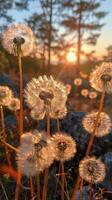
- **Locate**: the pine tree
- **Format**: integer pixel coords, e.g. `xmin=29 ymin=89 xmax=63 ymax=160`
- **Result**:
xmin=61 ymin=0 xmax=107 ymax=68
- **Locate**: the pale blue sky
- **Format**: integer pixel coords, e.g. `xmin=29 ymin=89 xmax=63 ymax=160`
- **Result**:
xmin=8 ymin=0 xmax=112 ymax=58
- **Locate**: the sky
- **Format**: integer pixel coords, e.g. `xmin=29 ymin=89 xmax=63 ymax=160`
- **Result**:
xmin=8 ymin=0 xmax=112 ymax=58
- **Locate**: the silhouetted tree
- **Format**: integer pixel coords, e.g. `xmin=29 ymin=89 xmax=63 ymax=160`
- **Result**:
xmin=61 ymin=0 xmax=107 ymax=68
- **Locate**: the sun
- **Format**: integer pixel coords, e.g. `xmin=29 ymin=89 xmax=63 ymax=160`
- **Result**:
xmin=66 ymin=51 xmax=76 ymax=63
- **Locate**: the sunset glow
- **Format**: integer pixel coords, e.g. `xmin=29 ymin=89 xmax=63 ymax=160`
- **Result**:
xmin=66 ymin=51 xmax=76 ymax=63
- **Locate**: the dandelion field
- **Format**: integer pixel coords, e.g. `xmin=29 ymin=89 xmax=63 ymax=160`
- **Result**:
xmin=0 ymin=22 xmax=112 ymax=200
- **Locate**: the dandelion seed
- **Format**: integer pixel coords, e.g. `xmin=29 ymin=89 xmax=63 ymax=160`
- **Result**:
xmin=0 ymin=86 xmax=13 ymax=106
xmin=79 ymin=157 xmax=106 ymax=183
xmin=8 ymin=98 xmax=20 ymax=111
xmin=90 ymin=62 xmax=112 ymax=93
xmin=52 ymin=133 xmax=77 ymax=162
xmin=2 ymin=23 xmax=35 ymax=56
xmin=24 ymin=75 xmax=68 ymax=119
xmin=82 ymin=112 xmax=111 ymax=137
xmin=74 ymin=78 xmax=82 ymax=86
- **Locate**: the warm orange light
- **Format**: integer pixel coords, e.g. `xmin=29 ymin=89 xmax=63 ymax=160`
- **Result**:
xmin=66 ymin=51 xmax=76 ymax=62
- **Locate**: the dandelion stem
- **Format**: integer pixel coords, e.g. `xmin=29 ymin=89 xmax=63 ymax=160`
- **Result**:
xmin=71 ymin=91 xmax=105 ymax=200
xmin=17 ymin=47 xmax=23 ymax=141
xmin=0 ymin=106 xmax=11 ymax=166
xmin=30 ymin=176 xmax=34 ymax=200
xmin=64 ymin=173 xmax=70 ymax=200
xmin=37 ymin=173 xmax=40 ymax=200
xmin=79 ymin=179 xmax=83 ymax=200
xmin=15 ymin=172 xmax=21 ymax=200
xmin=42 ymin=168 xmax=49 ymax=200
xmin=86 ymin=91 xmax=105 ymax=156
xmin=61 ymin=161 xmax=65 ymax=200
xmin=42 ymin=111 xmax=50 ymax=200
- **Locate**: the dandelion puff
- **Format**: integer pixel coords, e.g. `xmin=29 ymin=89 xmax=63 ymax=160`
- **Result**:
xmin=8 ymin=98 xmax=20 ymax=111
xmin=17 ymin=145 xmax=36 ymax=177
xmin=79 ymin=157 xmax=106 ymax=183
xmin=81 ymin=89 xmax=89 ymax=98
xmin=17 ymin=131 xmax=43 ymax=176
xmin=33 ymin=131 xmax=55 ymax=171
xmin=82 ymin=112 xmax=111 ymax=137
xmin=2 ymin=23 xmax=35 ymax=57
xmin=24 ymin=75 xmax=68 ymax=119
xmin=74 ymin=78 xmax=82 ymax=86
xmin=0 ymin=86 xmax=13 ymax=106
xmin=51 ymin=133 xmax=77 ymax=162
xmin=50 ymin=106 xmax=67 ymax=119
xmin=90 ymin=62 xmax=112 ymax=93
xmin=89 ymin=91 xmax=97 ymax=99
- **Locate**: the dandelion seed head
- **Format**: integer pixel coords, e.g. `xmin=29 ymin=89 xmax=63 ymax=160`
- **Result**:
xmin=8 ymin=98 xmax=20 ymax=111
xmin=89 ymin=91 xmax=97 ymax=99
xmin=0 ymin=86 xmax=13 ymax=106
xmin=17 ymin=145 xmax=36 ymax=176
xmin=79 ymin=157 xmax=106 ymax=183
xmin=90 ymin=62 xmax=112 ymax=93
xmin=2 ymin=23 xmax=35 ymax=56
xmin=82 ymin=112 xmax=111 ymax=137
xmin=74 ymin=78 xmax=82 ymax=86
xmin=24 ymin=75 xmax=68 ymax=119
xmin=34 ymin=132 xmax=55 ymax=171
xmin=17 ymin=131 xmax=55 ymax=175
xmin=52 ymin=133 xmax=77 ymax=162
xmin=81 ymin=89 xmax=89 ymax=97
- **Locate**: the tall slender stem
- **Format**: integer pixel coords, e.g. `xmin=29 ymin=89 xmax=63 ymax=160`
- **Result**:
xmin=42 ymin=111 xmax=50 ymax=200
xmin=18 ymin=52 xmax=23 ymax=140
xmin=86 ymin=92 xmax=105 ymax=156
xmin=79 ymin=179 xmax=83 ymax=200
xmin=14 ymin=44 xmax=23 ymax=200
xmin=30 ymin=176 xmax=34 ymax=200
xmin=61 ymin=161 xmax=64 ymax=200
xmin=64 ymin=171 xmax=70 ymax=200
xmin=15 ymin=172 xmax=21 ymax=200
xmin=71 ymin=92 xmax=105 ymax=200
xmin=37 ymin=173 xmax=40 ymax=200
xmin=0 ymin=106 xmax=11 ymax=166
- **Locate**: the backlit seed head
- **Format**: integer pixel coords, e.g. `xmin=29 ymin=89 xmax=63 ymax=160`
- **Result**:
xmin=24 ymin=75 xmax=68 ymax=119
xmin=74 ymin=78 xmax=82 ymax=86
xmin=2 ymin=23 xmax=35 ymax=56
xmin=82 ymin=112 xmax=111 ymax=137
xmin=8 ymin=98 xmax=20 ymax=111
xmin=89 ymin=91 xmax=97 ymax=99
xmin=81 ymin=89 xmax=89 ymax=97
xmin=0 ymin=86 xmax=13 ymax=106
xmin=51 ymin=133 xmax=77 ymax=162
xmin=79 ymin=157 xmax=106 ymax=183
xmin=90 ymin=62 xmax=112 ymax=93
